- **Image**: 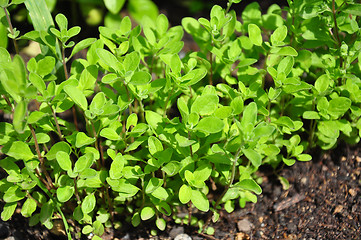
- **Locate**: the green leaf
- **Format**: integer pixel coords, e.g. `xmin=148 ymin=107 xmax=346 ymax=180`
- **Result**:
xmin=238 ymin=179 xmax=262 ymax=194
xmin=13 ymin=100 xmax=27 ymax=133
xmin=89 ymin=92 xmax=106 ymax=114
xmin=191 ymin=189 xmax=209 ymax=212
xmin=128 ymin=0 xmax=159 ymax=23
xmin=277 ymin=56 xmax=294 ymax=77
xmin=82 ymin=194 xmax=96 ymax=214
xmin=141 ymin=206 xmax=155 ymax=220
xmin=124 ymin=51 xmax=140 ymax=72
xmin=93 ymin=220 xmax=104 ymax=236
xmin=130 ymin=71 xmax=151 ymax=85
xmin=191 ymin=94 xmax=219 ymax=116
xmin=82 ymin=225 xmax=93 ymax=235
xmin=179 ymin=184 xmax=191 ymax=204
xmin=108 ymin=178 xmax=139 ymax=197
xmin=74 ymin=153 xmax=94 ymax=173
xmin=55 ymin=13 xmax=67 ymax=31
xmin=145 ymin=177 xmax=163 ymax=194
xmin=21 ymin=198 xmax=37 ymax=218
xmin=145 ymin=111 xmax=163 ymax=130
xmin=78 ymin=65 xmax=98 ymax=96
xmin=1 ymin=202 xmax=17 ymax=221
xmin=243 ymin=148 xmax=262 ymax=167
xmin=39 ymin=200 xmax=54 ymax=224
xmin=3 ymin=185 xmax=26 ymax=202
xmin=151 ymin=186 xmax=169 ymax=200
xmin=175 ymin=133 xmax=196 ymax=147
xmin=76 ymin=132 xmax=96 ymax=148
xmin=318 ymin=121 xmax=339 ymax=139
xmin=29 ymin=73 xmax=46 ymax=94
xmin=156 ymin=14 xmax=168 ymax=35
xmin=36 ymin=56 xmax=55 ymax=76
xmin=148 ymin=136 xmax=163 ymax=155
xmin=241 ymin=102 xmax=257 ymax=129
xmin=132 ymin=212 xmax=141 ymax=227
xmin=109 ymin=154 xmax=124 ymax=179
xmin=314 ymin=74 xmax=330 ymax=93
xmin=96 ymin=48 xmax=122 ymax=73
xmin=303 ymin=111 xmax=320 ymax=120
xmin=248 ymin=24 xmax=262 ymax=46
xmin=272 ymin=46 xmax=298 ymax=56
xmin=275 ymin=116 xmax=295 ymax=129
xmin=230 ymin=96 xmax=244 ymax=115
xmin=297 ymin=154 xmax=312 ymax=161
xmin=3 ymin=141 xmax=34 ymax=161
xmin=344 ymin=4 xmax=361 ymax=16
xmin=104 ymin=0 xmax=125 ymax=14
xmin=70 ymin=38 xmax=97 ymax=59
xmin=126 ymin=113 xmax=138 ymax=130
xmin=156 ymin=218 xmax=166 ymax=231
xmin=63 ymin=85 xmax=88 ymax=111
xmin=46 ymin=142 xmax=71 ymax=160
xmin=56 ymin=186 xmax=74 ymax=202
xmin=170 ymin=54 xmax=182 ymax=74
xmin=270 ymin=25 xmax=287 ymax=46
xmin=100 ymin=128 xmax=120 ymax=141
xmin=327 ymin=97 xmax=351 ymax=118
xmin=278 ymin=176 xmax=289 ymax=190
xmin=56 ymin=151 xmax=72 ymax=171
xmin=195 ymin=117 xmax=224 ymax=134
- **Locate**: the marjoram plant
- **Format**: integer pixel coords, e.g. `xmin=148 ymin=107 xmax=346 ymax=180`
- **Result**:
xmin=1 ymin=0 xmax=361 ymax=239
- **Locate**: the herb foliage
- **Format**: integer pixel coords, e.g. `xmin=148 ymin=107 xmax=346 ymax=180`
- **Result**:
xmin=1 ymin=0 xmax=361 ymax=238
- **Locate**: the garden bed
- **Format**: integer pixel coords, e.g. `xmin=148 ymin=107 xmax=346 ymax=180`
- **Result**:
xmin=1 ymin=143 xmax=360 ymax=239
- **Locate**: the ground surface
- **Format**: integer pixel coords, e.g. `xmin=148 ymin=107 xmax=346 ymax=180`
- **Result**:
xmin=1 ymin=142 xmax=360 ymax=240
xmin=1 ymin=1 xmax=360 ymax=239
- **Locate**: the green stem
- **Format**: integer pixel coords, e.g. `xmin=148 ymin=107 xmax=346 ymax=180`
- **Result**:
xmin=3 ymin=7 xmax=19 ymax=54
xmin=48 ymin=103 xmax=63 ymax=140
xmin=332 ymin=0 xmax=341 ymax=47
xmin=61 ymin=45 xmax=69 ymax=79
xmin=24 ymin=161 xmax=72 ymax=240
xmin=202 ymin=148 xmax=242 ymax=232
xmin=225 ymin=1 xmax=233 ymax=13
xmin=29 ymin=124 xmax=54 ymax=190
xmin=163 ymin=85 xmax=175 ymax=118
xmin=209 ymin=52 xmax=213 ymax=85
xmin=2 ymin=94 xmax=13 ymax=112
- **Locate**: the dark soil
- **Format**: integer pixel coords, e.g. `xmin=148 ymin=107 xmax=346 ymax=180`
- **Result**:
xmin=1 ymin=142 xmax=360 ymax=240
xmin=2 ymin=1 xmax=360 ymax=240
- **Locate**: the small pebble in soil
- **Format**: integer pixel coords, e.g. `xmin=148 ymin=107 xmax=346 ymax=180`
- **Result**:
xmin=0 ymin=222 xmax=10 ymax=238
xmin=237 ymin=219 xmax=253 ymax=233
xmin=169 ymin=226 xmax=184 ymax=239
xmin=174 ymin=233 xmax=192 ymax=240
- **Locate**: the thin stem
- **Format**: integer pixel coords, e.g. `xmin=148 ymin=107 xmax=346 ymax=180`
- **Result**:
xmin=2 ymin=95 xmax=13 ymax=112
xmin=61 ymin=45 xmax=69 ymax=79
xmin=90 ymin=120 xmax=103 ymax=169
xmin=163 ymin=85 xmax=175 ymax=118
xmin=29 ymin=124 xmax=55 ymax=190
xmin=48 ymin=103 xmax=63 ymax=140
xmin=137 ymin=98 xmax=145 ymax=123
xmin=105 ymin=186 xmax=114 ymax=223
xmin=209 ymin=52 xmax=213 ymax=85
xmin=202 ymin=149 xmax=242 ymax=232
xmin=188 ymin=131 xmax=193 ymax=158
xmin=3 ymin=7 xmax=19 ymax=54
xmin=332 ymin=0 xmax=341 ymax=46
xmin=73 ymin=178 xmax=81 ymax=203
xmin=72 ymin=106 xmax=79 ymax=131
xmin=225 ymin=2 xmax=232 ymax=14
xmin=187 ymin=202 xmax=192 ymax=226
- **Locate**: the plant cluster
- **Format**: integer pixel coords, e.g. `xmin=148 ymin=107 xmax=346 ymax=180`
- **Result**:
xmin=0 ymin=0 xmax=361 ymax=239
